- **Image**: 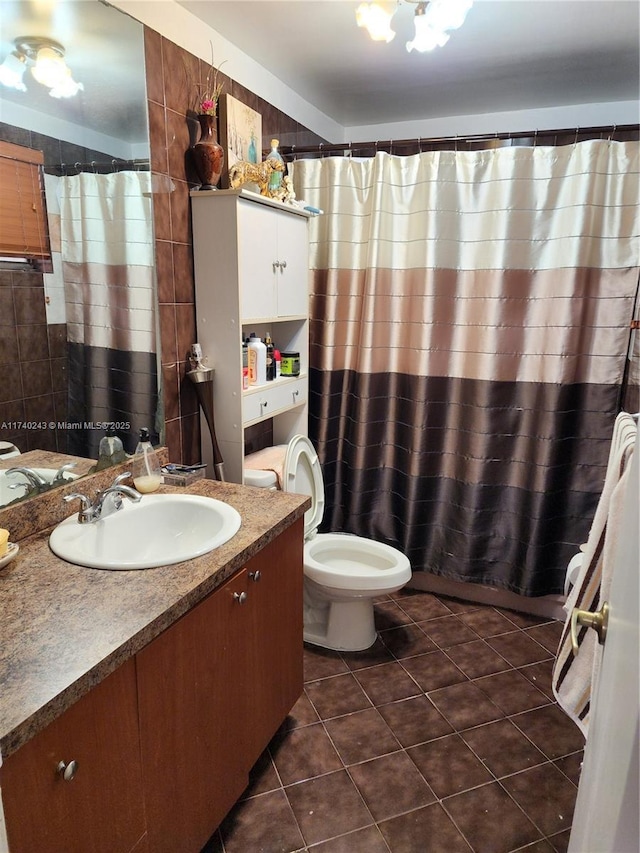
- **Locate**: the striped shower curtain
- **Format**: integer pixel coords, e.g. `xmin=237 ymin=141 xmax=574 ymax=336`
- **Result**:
xmin=59 ymin=171 xmax=159 ymax=456
xmin=290 ymin=140 xmax=639 ymax=597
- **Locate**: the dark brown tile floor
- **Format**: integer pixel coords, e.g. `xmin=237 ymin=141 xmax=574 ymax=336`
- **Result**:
xmin=203 ymin=588 xmax=585 ymax=853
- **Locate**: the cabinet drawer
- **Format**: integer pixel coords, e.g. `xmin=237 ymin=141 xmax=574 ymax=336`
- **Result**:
xmin=243 ymin=377 xmax=307 ymax=425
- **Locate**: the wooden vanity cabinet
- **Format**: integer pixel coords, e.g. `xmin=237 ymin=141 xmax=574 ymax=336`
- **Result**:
xmin=0 ymin=659 xmax=147 ymax=853
xmin=135 ymin=519 xmax=304 ymax=853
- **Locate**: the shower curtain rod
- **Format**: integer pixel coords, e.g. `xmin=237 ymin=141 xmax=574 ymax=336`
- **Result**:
xmin=52 ymin=158 xmax=150 ymax=175
xmin=281 ymin=123 xmax=639 ymax=159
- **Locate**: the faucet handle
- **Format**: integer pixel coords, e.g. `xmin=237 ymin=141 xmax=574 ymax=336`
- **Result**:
xmin=64 ymin=492 xmax=93 ymax=524
xmin=54 ymin=462 xmax=77 ymax=481
xmin=64 ymin=492 xmax=91 ymax=509
xmin=110 ymin=471 xmax=132 ymax=487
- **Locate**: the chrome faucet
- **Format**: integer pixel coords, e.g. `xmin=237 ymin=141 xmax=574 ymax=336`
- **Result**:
xmin=6 ymin=466 xmax=48 ymax=490
xmin=64 ymin=472 xmax=142 ymax=524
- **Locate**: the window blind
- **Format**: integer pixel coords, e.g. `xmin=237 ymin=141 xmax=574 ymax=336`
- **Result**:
xmin=0 ymin=140 xmax=51 ymax=263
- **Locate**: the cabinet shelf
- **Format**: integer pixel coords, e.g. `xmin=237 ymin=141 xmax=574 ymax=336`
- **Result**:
xmin=243 ymin=374 xmax=306 ymax=396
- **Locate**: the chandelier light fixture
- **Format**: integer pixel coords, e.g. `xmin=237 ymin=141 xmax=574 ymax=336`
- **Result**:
xmin=0 ymin=37 xmax=83 ymax=98
xmin=356 ymin=0 xmax=474 ymax=53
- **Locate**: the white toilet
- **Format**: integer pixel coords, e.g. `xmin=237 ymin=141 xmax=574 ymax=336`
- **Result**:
xmin=244 ymin=435 xmax=411 ymax=651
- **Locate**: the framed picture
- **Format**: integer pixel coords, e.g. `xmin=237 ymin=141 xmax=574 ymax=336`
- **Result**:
xmin=218 ymin=94 xmax=262 ymax=188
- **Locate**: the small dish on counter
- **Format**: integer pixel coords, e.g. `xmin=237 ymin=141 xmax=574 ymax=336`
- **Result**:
xmin=0 ymin=542 xmax=19 ymax=569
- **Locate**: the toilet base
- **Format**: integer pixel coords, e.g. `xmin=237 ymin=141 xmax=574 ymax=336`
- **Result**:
xmin=303 ymin=597 xmax=377 ymax=652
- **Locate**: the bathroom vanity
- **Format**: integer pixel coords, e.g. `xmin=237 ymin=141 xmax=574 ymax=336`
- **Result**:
xmin=0 ymin=478 xmax=309 ymax=853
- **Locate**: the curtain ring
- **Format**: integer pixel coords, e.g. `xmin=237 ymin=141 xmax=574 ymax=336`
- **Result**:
xmin=534 ymin=129 xmax=538 ymax=147
xmin=454 ymin=136 xmax=459 ymax=152
xmin=574 ymin=127 xmax=580 ymax=146
xmin=91 ymin=161 xmax=97 ymax=173
xmin=291 ymin=144 xmax=297 ymax=161
xmin=112 ymin=159 xmax=118 ymax=171
xmin=418 ymin=137 xmax=422 ymax=153
xmin=608 ymin=124 xmax=617 ymax=143
xmin=319 ymin=142 xmax=325 ymax=159
xmin=347 ymin=141 xmax=352 ymax=159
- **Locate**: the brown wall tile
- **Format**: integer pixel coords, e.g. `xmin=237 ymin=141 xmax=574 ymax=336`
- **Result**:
xmin=145 ymin=24 xmax=328 ymax=463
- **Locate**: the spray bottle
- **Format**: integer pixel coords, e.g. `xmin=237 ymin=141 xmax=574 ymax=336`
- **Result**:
xmin=131 ymin=427 xmax=162 ymax=493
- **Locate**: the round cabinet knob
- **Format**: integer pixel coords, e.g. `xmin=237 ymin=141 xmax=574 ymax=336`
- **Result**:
xmin=249 ymin=570 xmax=261 ymax=582
xmin=233 ymin=591 xmax=248 ymax=604
xmin=280 ymin=260 xmax=287 ymax=271
xmin=57 ymin=760 xmax=79 ymax=782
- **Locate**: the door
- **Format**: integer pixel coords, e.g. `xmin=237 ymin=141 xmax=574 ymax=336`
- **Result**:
xmin=567 ymin=430 xmax=639 ymax=852
xmin=136 ymin=569 xmax=251 ymax=853
xmin=1 ymin=660 xmax=146 ymax=853
xmin=246 ymin=519 xmax=304 ymax=759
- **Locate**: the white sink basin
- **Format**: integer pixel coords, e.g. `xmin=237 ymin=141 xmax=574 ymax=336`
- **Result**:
xmin=49 ymin=494 xmax=241 ymax=570
xmin=0 ymin=468 xmax=79 ymax=507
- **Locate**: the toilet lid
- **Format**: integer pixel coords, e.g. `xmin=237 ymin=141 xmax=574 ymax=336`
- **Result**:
xmin=283 ymin=435 xmax=325 ymax=540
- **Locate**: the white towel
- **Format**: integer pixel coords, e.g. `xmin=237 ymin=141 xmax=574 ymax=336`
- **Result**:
xmin=553 ymin=413 xmax=637 ymax=736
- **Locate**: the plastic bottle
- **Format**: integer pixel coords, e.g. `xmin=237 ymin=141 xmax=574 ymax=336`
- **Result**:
xmin=96 ymin=424 xmax=126 ymax=470
xmin=131 ymin=427 xmax=162 ymax=493
xmin=274 ymin=347 xmax=281 ymax=378
xmin=267 ymin=139 xmax=284 ymax=193
xmin=247 ymin=333 xmax=267 ymax=386
xmin=265 ymin=332 xmax=275 ymax=381
xmin=242 ymin=338 xmax=249 ymax=390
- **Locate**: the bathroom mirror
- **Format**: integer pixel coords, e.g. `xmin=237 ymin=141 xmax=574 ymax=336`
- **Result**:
xmin=0 ymin=1 xmax=160 ymax=509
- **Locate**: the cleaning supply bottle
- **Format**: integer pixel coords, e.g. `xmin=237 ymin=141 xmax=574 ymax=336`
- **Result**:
xmin=265 ymin=332 xmax=275 ymax=381
xmin=267 ymin=139 xmax=284 ymax=194
xmin=247 ymin=333 xmax=267 ymax=385
xmin=131 ymin=427 xmax=162 ymax=493
xmin=242 ymin=338 xmax=249 ymax=390
xmin=96 ymin=424 xmax=126 ymax=470
xmin=274 ymin=347 xmax=281 ymax=378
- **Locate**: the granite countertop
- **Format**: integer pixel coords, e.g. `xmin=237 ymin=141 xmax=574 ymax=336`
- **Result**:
xmin=0 ymin=478 xmax=309 ymax=761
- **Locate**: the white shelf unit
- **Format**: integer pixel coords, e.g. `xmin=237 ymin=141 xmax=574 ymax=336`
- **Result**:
xmin=191 ymin=189 xmax=312 ymax=484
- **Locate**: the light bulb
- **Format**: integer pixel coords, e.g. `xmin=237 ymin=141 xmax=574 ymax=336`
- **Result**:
xmin=406 ymin=0 xmax=473 ymax=53
xmin=49 ymin=77 xmax=84 ymax=99
xmin=407 ymin=16 xmax=450 ymax=52
xmin=0 ymin=52 xmax=27 ymax=91
xmin=31 ymin=47 xmax=69 ymax=88
xmin=356 ymin=1 xmax=397 ymax=43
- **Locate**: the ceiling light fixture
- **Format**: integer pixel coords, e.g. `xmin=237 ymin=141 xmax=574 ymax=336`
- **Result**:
xmin=356 ymin=0 xmax=473 ymax=53
xmin=0 ymin=37 xmax=83 ymax=98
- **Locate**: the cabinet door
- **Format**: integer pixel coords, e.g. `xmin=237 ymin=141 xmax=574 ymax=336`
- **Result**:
xmin=238 ymin=200 xmax=278 ymax=320
xmin=1 ymin=660 xmax=146 ymax=853
xmin=238 ymin=201 xmax=309 ymax=320
xmin=136 ymin=569 xmax=252 ymax=853
xmin=275 ymin=212 xmax=309 ymax=318
xmin=245 ymin=519 xmax=304 ymax=759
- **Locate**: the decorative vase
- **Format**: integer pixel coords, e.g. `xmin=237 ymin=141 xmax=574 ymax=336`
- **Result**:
xmin=192 ymin=114 xmax=224 ymax=190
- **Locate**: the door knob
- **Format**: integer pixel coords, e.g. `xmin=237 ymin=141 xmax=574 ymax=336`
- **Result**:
xmin=57 ymin=760 xmax=79 ymax=782
xmin=570 ymin=601 xmax=609 ymax=656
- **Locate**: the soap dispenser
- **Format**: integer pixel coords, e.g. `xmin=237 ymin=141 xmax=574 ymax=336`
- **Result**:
xmin=96 ymin=424 xmax=126 ymax=470
xmin=131 ymin=427 xmax=162 ymax=493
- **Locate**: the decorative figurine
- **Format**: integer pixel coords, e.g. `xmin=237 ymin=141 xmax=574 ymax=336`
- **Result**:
xmin=228 ymin=157 xmax=285 ymax=197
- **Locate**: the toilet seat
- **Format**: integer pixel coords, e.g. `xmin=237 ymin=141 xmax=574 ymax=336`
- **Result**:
xmin=283 ymin=435 xmax=325 ymax=541
xmin=304 ymin=532 xmax=411 ymax=591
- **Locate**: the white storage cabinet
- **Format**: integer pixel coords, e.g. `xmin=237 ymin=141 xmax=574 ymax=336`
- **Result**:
xmin=191 ymin=189 xmax=311 ymax=483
